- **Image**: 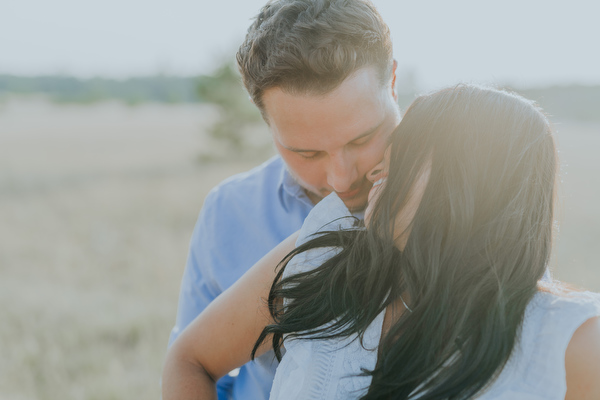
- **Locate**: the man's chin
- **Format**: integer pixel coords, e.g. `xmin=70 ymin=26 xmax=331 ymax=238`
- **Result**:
xmin=331 ymin=191 xmax=368 ymax=212
xmin=341 ymin=197 xmax=368 ymax=213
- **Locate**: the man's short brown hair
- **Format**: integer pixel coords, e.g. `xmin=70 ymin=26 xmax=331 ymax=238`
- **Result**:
xmin=236 ymin=0 xmax=393 ymax=118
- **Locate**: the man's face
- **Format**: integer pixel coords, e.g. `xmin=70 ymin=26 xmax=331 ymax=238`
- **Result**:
xmin=262 ymin=67 xmax=401 ymax=211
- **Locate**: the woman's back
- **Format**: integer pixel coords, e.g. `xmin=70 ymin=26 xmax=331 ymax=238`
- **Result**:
xmin=479 ymin=290 xmax=600 ymax=399
xmin=269 ymin=193 xmax=600 ymax=400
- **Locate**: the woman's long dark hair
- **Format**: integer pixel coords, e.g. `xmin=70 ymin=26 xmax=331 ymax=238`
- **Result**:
xmin=253 ymin=84 xmax=557 ymax=399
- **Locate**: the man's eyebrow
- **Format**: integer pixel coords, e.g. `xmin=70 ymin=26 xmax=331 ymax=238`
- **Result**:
xmin=282 ymin=120 xmax=385 ymax=153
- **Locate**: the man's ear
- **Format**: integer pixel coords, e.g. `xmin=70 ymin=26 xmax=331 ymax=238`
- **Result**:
xmin=391 ymin=60 xmax=398 ymax=102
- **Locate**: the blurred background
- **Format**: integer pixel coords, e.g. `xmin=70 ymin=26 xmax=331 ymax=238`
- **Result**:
xmin=1 ymin=0 xmax=599 ymax=398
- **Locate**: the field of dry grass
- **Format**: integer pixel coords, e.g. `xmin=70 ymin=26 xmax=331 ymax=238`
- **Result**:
xmin=0 ymin=98 xmax=598 ymax=399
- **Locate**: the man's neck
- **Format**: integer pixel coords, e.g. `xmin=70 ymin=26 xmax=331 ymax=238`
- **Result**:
xmin=303 ymin=188 xmax=323 ymax=206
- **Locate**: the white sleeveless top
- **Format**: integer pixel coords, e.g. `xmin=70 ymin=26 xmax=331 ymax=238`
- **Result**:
xmin=269 ymin=193 xmax=600 ymax=400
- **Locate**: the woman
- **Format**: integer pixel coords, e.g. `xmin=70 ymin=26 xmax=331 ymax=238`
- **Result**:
xmin=163 ymin=84 xmax=600 ymax=399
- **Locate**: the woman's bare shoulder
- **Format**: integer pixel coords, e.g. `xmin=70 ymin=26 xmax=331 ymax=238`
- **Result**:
xmin=565 ymin=316 xmax=600 ymax=400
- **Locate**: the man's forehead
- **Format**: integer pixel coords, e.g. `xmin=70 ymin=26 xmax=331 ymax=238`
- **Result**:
xmin=270 ymin=102 xmax=387 ymax=147
xmin=263 ymin=69 xmax=385 ymax=117
xmin=263 ymin=71 xmax=390 ymax=144
xmin=275 ymin=118 xmax=386 ymax=152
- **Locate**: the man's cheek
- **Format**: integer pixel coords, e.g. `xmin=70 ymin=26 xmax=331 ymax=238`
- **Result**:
xmin=295 ymin=165 xmax=323 ymax=187
xmin=358 ymin=146 xmax=386 ymax=174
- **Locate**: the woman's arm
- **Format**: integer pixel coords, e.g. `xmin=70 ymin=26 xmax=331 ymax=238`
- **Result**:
xmin=565 ymin=316 xmax=600 ymax=400
xmin=162 ymin=231 xmax=299 ymax=400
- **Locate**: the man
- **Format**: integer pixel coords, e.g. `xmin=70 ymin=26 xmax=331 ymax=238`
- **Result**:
xmin=168 ymin=0 xmax=401 ymax=398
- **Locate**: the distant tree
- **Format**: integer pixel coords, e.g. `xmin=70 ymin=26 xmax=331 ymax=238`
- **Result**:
xmin=196 ymin=62 xmax=263 ymax=152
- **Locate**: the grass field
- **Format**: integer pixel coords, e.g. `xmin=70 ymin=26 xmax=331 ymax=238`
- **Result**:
xmin=0 ymin=99 xmax=598 ymax=399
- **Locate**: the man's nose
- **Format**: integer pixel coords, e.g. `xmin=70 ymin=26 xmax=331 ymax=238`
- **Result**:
xmin=367 ymin=158 xmax=386 ymax=183
xmin=327 ymin=152 xmax=357 ymax=193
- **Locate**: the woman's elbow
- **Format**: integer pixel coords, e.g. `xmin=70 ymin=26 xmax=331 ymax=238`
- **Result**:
xmin=162 ymin=338 xmax=218 ymax=400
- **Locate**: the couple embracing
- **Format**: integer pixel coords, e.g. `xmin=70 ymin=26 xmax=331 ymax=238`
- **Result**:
xmin=163 ymin=1 xmax=600 ymax=399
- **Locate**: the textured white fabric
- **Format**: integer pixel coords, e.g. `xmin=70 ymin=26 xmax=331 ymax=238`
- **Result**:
xmin=269 ymin=193 xmax=600 ymax=400
xmin=475 ymin=290 xmax=600 ymax=399
xmin=270 ymin=193 xmax=382 ymax=400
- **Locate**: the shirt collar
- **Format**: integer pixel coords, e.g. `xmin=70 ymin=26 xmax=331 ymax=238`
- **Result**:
xmin=277 ymin=161 xmax=365 ymax=220
xmin=279 ymin=163 xmax=315 ymax=210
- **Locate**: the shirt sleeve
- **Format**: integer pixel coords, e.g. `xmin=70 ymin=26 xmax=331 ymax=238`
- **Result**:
xmin=167 ymin=186 xmax=235 ymax=398
xmin=285 ymin=193 xmax=355 ymax=281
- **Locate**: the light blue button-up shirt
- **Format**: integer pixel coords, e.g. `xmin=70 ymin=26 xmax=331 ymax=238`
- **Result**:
xmin=169 ymin=155 xmax=314 ymax=400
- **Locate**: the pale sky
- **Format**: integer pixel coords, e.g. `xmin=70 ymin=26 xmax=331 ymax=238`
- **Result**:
xmin=2 ymin=0 xmax=599 ymax=90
